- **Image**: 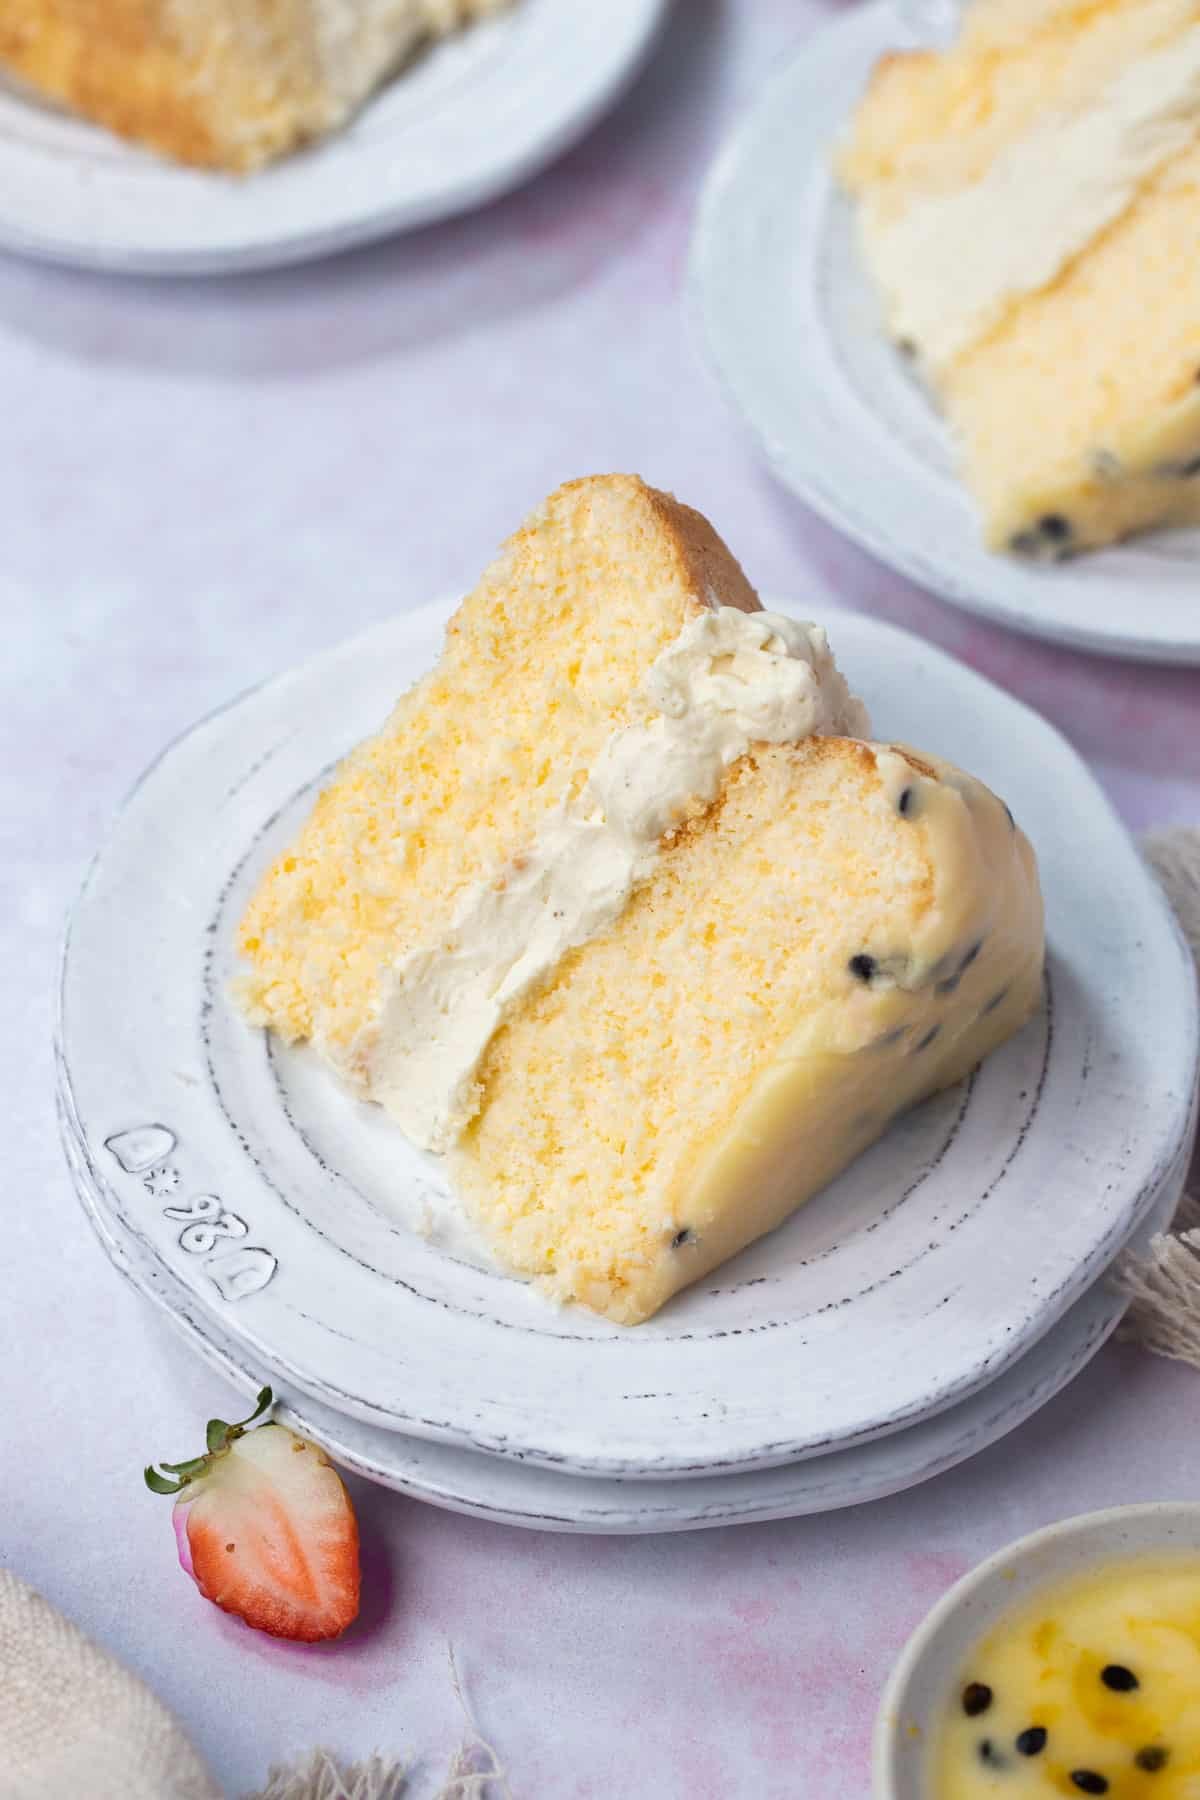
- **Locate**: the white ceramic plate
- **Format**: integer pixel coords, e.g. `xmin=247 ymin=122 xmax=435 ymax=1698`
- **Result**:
xmin=0 ymin=0 xmax=665 ymax=275
xmin=874 ymin=1502 xmax=1200 ymax=1798
xmin=58 ymin=1094 xmax=1185 ymax=1532
xmin=690 ymin=2 xmax=1200 ymax=664
xmin=56 ymin=599 xmax=1199 ymax=1478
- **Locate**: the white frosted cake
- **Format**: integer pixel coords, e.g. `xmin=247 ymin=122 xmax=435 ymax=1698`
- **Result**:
xmin=238 ymin=475 xmax=1045 ymax=1322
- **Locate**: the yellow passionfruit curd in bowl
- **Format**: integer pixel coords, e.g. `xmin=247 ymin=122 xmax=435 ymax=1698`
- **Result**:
xmin=935 ymin=1556 xmax=1200 ymax=1797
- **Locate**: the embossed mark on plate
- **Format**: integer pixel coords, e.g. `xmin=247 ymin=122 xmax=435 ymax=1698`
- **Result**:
xmin=104 ymin=1124 xmax=176 ymax=1173
xmin=104 ymin=1124 xmax=277 ymax=1302
xmin=205 ymin=1247 xmax=279 ymax=1302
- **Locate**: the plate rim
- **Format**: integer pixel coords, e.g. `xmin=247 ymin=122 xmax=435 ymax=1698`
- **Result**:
xmin=0 ymin=0 xmax=667 ymax=275
xmin=56 ymin=1086 xmax=1188 ymax=1531
xmin=55 ymin=597 xmax=1200 ymax=1475
xmin=688 ymin=0 xmax=1200 ymax=665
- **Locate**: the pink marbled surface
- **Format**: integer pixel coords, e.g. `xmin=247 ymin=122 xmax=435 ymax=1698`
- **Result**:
xmin=3 ymin=3 xmax=1199 ymax=1796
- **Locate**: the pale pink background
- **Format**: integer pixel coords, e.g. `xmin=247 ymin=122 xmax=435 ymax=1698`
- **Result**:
xmin=4 ymin=3 xmax=1199 ymax=1796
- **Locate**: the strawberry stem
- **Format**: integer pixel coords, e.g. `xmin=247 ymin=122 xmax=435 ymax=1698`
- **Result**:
xmin=144 ymin=1387 xmax=274 ymax=1495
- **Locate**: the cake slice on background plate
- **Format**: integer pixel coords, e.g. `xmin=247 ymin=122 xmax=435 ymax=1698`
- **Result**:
xmin=0 ymin=0 xmax=512 ymax=171
xmin=837 ymin=0 xmax=1200 ymax=560
xmin=238 ymin=475 xmax=1044 ymax=1324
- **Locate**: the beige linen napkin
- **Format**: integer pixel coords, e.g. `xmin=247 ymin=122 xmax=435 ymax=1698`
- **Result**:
xmin=0 ymin=1567 xmax=506 ymax=1799
xmin=0 ymin=1568 xmax=221 ymax=1800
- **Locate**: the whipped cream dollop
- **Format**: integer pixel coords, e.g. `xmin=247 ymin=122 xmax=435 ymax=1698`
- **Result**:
xmin=366 ymin=607 xmax=870 ymax=1151
xmin=312 ymin=0 xmax=510 ymax=109
xmin=863 ymin=28 xmax=1200 ymax=370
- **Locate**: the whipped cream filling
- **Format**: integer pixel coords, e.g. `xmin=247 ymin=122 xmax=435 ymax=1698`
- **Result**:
xmin=863 ymin=28 xmax=1200 ymax=370
xmin=311 ymin=0 xmax=509 ymax=111
xmin=365 ymin=607 xmax=870 ymax=1152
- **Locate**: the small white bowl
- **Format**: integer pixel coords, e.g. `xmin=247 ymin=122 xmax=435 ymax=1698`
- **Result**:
xmin=873 ymin=1502 xmax=1200 ymax=1799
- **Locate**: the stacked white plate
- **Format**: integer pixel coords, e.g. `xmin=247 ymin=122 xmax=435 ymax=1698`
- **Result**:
xmin=57 ymin=600 xmax=1199 ymax=1532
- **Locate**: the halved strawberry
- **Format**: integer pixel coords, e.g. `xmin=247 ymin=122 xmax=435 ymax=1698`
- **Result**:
xmin=146 ymin=1388 xmax=360 ymax=1643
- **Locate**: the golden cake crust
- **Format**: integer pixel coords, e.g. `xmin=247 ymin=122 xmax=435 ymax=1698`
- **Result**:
xmin=495 ymin=475 xmax=761 ymax=626
xmin=0 ymin=1 xmax=303 ymax=170
xmin=640 ymin=486 xmax=761 ymax=618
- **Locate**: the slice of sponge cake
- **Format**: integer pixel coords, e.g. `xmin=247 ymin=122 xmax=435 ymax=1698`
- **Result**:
xmin=237 ymin=477 xmax=1043 ymax=1323
xmin=0 ymin=0 xmax=511 ymax=171
xmin=838 ymin=0 xmax=1200 ymax=558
